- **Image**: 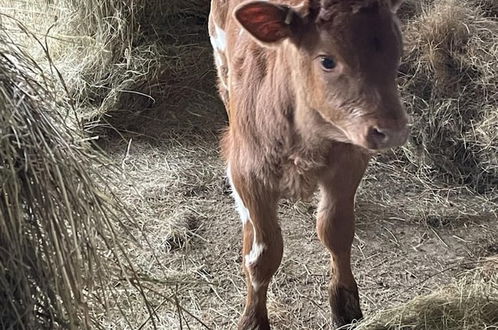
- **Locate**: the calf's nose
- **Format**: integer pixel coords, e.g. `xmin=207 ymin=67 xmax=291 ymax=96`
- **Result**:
xmin=366 ymin=125 xmax=409 ymax=150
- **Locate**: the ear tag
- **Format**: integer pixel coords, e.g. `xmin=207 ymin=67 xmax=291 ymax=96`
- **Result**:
xmin=285 ymin=8 xmax=293 ymax=25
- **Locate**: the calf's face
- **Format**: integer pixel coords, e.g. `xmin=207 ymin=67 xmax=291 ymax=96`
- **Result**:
xmin=235 ymin=0 xmax=409 ymax=151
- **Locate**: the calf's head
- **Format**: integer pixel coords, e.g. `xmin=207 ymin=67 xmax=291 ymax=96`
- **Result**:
xmin=235 ymin=0 xmax=409 ymax=150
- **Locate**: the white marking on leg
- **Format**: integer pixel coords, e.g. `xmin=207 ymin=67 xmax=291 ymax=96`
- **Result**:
xmin=245 ymin=242 xmax=265 ymax=267
xmin=227 ymin=165 xmax=249 ymax=224
xmin=227 ymin=165 xmax=265 ymax=291
xmin=251 ymin=278 xmax=261 ymax=291
xmin=245 ymin=226 xmax=265 ymax=291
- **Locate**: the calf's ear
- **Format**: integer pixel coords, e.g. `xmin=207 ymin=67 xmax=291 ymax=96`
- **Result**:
xmin=234 ymin=1 xmax=299 ymax=44
xmin=388 ymin=0 xmax=404 ymax=13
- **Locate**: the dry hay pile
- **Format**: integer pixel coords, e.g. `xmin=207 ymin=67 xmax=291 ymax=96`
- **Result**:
xmin=393 ymin=0 xmax=498 ymax=193
xmin=50 ymin=0 xmax=212 ymax=129
xmin=1 ymin=0 xmax=212 ymax=130
xmin=355 ymin=262 xmax=498 ymax=330
xmin=0 ymin=24 xmax=152 ymax=329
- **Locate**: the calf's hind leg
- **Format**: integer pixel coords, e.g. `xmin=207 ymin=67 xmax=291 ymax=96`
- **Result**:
xmin=228 ymin=167 xmax=283 ymax=330
xmin=316 ymin=146 xmax=369 ymax=328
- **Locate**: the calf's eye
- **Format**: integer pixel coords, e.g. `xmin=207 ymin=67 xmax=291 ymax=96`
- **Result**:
xmin=319 ymin=56 xmax=336 ymax=71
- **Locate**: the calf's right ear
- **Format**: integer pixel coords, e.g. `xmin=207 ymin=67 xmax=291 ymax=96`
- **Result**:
xmin=234 ymin=1 xmax=300 ymax=45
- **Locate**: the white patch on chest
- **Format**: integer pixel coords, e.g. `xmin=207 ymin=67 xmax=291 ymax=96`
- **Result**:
xmin=210 ymin=24 xmax=227 ymax=52
xmin=227 ymin=165 xmax=250 ymax=224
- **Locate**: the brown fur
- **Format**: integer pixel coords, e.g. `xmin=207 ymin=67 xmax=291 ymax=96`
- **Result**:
xmin=209 ymin=0 xmax=408 ymax=328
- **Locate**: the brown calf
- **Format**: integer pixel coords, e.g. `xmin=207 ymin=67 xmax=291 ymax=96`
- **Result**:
xmin=209 ymin=0 xmax=408 ymax=328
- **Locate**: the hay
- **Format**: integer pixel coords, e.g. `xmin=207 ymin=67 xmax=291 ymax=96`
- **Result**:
xmin=0 ymin=22 xmax=153 ymax=329
xmin=48 ymin=0 xmax=212 ymax=130
xmin=354 ymin=264 xmax=498 ymax=330
xmin=0 ymin=0 xmax=212 ymax=130
xmin=393 ymin=0 xmax=498 ymax=193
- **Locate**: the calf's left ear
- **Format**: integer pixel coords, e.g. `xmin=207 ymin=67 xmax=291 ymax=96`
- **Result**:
xmin=234 ymin=1 xmax=300 ymax=45
xmin=387 ymin=0 xmax=404 ymax=13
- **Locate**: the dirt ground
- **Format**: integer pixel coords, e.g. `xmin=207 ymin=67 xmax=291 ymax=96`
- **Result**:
xmin=100 ymin=97 xmax=498 ymax=329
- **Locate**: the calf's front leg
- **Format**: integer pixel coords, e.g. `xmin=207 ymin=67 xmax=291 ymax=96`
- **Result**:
xmin=316 ymin=146 xmax=369 ymax=328
xmin=228 ymin=167 xmax=283 ymax=330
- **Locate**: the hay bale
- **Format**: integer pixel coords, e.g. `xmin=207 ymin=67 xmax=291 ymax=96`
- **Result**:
xmin=0 ymin=24 xmax=152 ymax=329
xmin=394 ymin=0 xmax=498 ymax=192
xmin=355 ymin=268 xmax=498 ymax=330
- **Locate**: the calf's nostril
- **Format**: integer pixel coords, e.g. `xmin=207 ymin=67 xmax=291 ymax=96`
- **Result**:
xmin=371 ymin=127 xmax=388 ymax=142
xmin=364 ymin=125 xmax=408 ymax=149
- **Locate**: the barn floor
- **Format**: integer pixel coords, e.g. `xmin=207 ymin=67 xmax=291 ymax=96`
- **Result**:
xmin=100 ymin=97 xmax=498 ymax=329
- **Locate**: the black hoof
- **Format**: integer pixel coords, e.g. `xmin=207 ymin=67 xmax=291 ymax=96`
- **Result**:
xmin=238 ymin=309 xmax=270 ymax=330
xmin=329 ymin=284 xmax=363 ymax=329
